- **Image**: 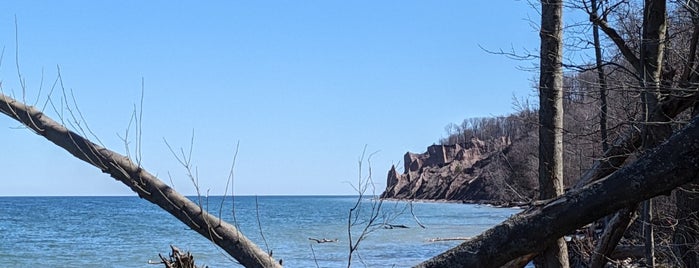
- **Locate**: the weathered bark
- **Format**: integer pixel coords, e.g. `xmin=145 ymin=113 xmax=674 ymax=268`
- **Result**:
xmin=639 ymin=0 xmax=669 ymax=146
xmin=538 ymin=0 xmax=569 ymax=267
xmin=0 ymin=93 xmax=281 ymax=268
xmin=538 ymin=0 xmax=566 ymax=207
xmin=416 ymin=114 xmax=699 ymax=268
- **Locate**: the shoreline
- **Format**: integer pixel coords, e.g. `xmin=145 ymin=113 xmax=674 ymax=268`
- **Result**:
xmin=379 ymin=197 xmax=529 ymax=209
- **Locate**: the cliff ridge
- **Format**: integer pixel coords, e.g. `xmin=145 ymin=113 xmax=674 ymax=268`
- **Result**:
xmin=380 ymin=136 xmax=536 ymax=206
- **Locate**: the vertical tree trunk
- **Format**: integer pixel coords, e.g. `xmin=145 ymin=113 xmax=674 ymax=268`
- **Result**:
xmin=639 ymin=1 xmax=668 ymax=266
xmin=642 ymin=199 xmax=655 ymax=267
xmin=587 ymin=2 xmax=618 ymax=265
xmin=591 ymin=0 xmax=609 ymax=153
xmin=538 ymin=0 xmax=569 ymax=267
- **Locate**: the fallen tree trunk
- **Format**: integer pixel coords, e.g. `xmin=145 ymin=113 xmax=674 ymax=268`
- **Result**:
xmin=0 ymin=93 xmax=281 ymax=268
xmin=416 ymin=114 xmax=699 ymax=267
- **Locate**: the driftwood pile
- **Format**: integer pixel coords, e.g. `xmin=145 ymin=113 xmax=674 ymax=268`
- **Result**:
xmin=152 ymin=245 xmax=205 ymax=268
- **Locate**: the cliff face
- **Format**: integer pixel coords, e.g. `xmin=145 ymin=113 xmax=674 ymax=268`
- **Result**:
xmin=380 ymin=137 xmax=537 ymax=206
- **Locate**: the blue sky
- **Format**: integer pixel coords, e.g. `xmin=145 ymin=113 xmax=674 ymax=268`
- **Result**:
xmin=0 ymin=1 xmax=542 ymax=196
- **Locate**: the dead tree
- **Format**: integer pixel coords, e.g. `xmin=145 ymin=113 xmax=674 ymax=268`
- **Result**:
xmin=590 ymin=0 xmax=609 ymax=153
xmin=537 ymin=0 xmax=570 ymax=267
xmin=0 ymin=93 xmax=281 ymax=268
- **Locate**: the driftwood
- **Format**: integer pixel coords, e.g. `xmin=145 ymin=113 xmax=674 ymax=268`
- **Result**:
xmin=415 ymin=114 xmax=699 ymax=267
xmin=149 ymin=245 xmax=203 ymax=268
xmin=0 ymin=93 xmax=281 ymax=268
xmin=383 ymin=224 xmax=409 ymax=229
xmin=427 ymin=237 xmax=470 ymax=242
xmin=308 ymin=237 xmax=338 ymax=243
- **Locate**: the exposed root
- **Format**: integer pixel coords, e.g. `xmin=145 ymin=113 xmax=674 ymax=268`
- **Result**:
xmin=149 ymin=245 xmax=206 ymax=268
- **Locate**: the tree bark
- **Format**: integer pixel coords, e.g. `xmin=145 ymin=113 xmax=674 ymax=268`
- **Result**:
xmin=638 ymin=2 xmax=667 ymax=266
xmin=538 ymin=0 xmax=569 ymax=267
xmin=416 ymin=113 xmax=699 ymax=268
xmin=591 ymin=0 xmax=609 ymax=153
xmin=0 ymin=93 xmax=281 ymax=268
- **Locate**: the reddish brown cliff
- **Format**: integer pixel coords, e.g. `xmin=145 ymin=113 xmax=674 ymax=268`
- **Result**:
xmin=380 ymin=137 xmax=537 ymax=206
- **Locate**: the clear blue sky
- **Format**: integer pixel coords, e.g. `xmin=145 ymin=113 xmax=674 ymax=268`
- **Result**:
xmin=0 ymin=1 xmax=542 ymax=196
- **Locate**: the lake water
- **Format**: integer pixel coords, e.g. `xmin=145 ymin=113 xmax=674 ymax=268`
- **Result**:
xmin=0 ymin=196 xmax=520 ymax=267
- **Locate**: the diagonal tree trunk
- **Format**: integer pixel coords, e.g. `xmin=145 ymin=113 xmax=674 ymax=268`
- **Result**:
xmin=589 ymin=206 xmax=638 ymax=268
xmin=0 ymin=93 xmax=281 ymax=268
xmin=416 ymin=113 xmax=699 ymax=267
xmin=537 ymin=0 xmax=569 ymax=267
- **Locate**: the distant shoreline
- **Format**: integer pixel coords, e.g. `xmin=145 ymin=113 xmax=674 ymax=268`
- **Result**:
xmin=379 ymin=197 xmax=528 ymax=209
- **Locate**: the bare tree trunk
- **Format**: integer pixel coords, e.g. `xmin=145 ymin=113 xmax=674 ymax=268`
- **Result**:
xmin=638 ymin=1 xmax=668 ymax=266
xmin=537 ymin=0 xmax=569 ymax=267
xmin=416 ymin=113 xmax=699 ymax=267
xmin=591 ymin=0 xmax=609 ymax=153
xmin=0 ymin=93 xmax=281 ymax=268
xmin=586 ymin=1 xmax=621 ymax=265
xmin=642 ymin=200 xmax=656 ymax=267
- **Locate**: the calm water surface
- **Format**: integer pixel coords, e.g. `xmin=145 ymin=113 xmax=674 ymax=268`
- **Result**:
xmin=0 ymin=196 xmax=520 ymax=267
